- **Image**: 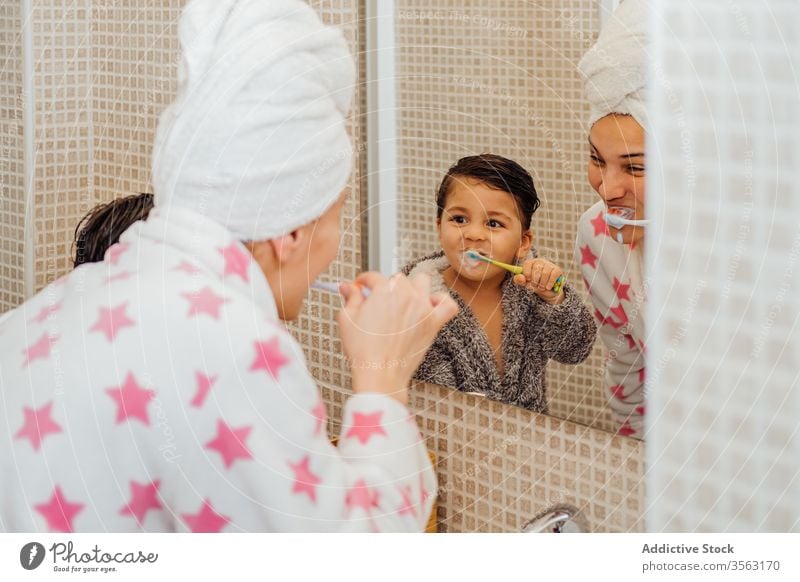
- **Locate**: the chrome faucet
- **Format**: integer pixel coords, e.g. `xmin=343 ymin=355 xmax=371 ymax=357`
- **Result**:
xmin=521 ymin=504 xmax=589 ymax=533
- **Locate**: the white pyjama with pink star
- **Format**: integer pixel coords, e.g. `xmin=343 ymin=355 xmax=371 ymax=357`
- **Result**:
xmin=575 ymin=201 xmax=647 ymax=437
xmin=0 ymin=206 xmax=436 ymax=532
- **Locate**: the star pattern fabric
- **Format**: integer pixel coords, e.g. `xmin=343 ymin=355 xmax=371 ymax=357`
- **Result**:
xmin=181 ymin=499 xmax=230 ymax=533
xmin=181 ymin=287 xmax=229 ymax=319
xmin=0 ymin=205 xmax=435 ymax=532
xmin=249 ymin=337 xmax=290 ymax=379
xmin=90 ymin=303 xmax=136 ymax=343
xmin=15 ymin=401 xmax=62 ymax=451
xmin=579 ymin=245 xmax=599 ymax=269
xmin=396 ymin=485 xmax=417 ymax=517
xmin=22 ymin=333 xmax=59 ymax=367
xmin=174 ymin=260 xmax=201 ymax=275
xmin=219 ymin=243 xmax=250 ymax=282
xmin=190 ymin=372 xmax=217 ymax=408
xmin=105 ymin=270 xmax=134 ymax=284
xmin=31 ymin=302 xmax=61 ymax=324
xmin=312 ymin=399 xmax=327 ymax=436
xmin=105 ymin=242 xmax=129 ymax=266
xmin=609 ymin=304 xmax=629 ymax=327
xmin=106 ymin=372 xmax=155 ymax=425
xmin=35 ymin=487 xmax=84 ymax=533
xmin=612 ymin=277 xmax=632 ymax=302
xmin=205 ymin=420 xmax=253 ymax=469
xmin=288 ymin=456 xmax=322 ymax=504
xmin=345 ymin=479 xmax=380 ymax=513
xmin=345 ymin=411 xmax=387 ymax=445
xmin=590 ymin=210 xmax=610 ymax=238
xmin=576 ymin=200 xmax=646 ymax=436
xmin=119 ymin=480 xmax=162 ymax=523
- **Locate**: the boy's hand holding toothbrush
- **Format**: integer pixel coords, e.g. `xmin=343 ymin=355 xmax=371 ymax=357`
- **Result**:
xmin=513 ymin=258 xmax=566 ymax=305
xmin=462 ymin=250 xmax=565 ymax=304
xmin=336 ymin=272 xmax=458 ymax=406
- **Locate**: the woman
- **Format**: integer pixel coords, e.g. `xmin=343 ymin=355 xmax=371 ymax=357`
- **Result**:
xmin=0 ymin=0 xmax=457 ymax=532
xmin=575 ymin=0 xmax=650 ymax=438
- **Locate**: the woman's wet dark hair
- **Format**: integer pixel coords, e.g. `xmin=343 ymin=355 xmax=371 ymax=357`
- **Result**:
xmin=435 ymin=153 xmax=540 ymax=231
xmin=72 ymin=193 xmax=155 ymax=267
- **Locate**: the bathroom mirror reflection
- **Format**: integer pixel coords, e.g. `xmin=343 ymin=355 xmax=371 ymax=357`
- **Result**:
xmin=0 ymin=0 xmax=643 ymax=444
xmin=374 ymin=1 xmax=644 ymax=438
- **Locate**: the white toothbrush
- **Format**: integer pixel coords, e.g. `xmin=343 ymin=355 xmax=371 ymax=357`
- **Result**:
xmin=311 ymin=280 xmax=371 ymax=297
xmin=603 ymin=207 xmax=651 ymax=244
xmin=603 ymin=206 xmax=651 ymax=228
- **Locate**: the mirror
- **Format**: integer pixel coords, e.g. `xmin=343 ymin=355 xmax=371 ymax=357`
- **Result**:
xmin=0 ymin=0 xmax=641 ymax=440
xmin=377 ymin=3 xmax=640 ymax=438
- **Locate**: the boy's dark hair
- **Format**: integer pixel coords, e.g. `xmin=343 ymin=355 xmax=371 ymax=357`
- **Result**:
xmin=435 ymin=154 xmax=540 ymax=231
xmin=73 ymin=193 xmax=155 ymax=268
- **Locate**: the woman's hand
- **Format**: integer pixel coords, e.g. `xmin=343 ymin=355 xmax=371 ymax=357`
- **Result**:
xmin=513 ymin=258 xmax=565 ymax=305
xmin=336 ymin=272 xmax=458 ymax=405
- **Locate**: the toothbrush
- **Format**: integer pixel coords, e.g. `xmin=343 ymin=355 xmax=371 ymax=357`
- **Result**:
xmin=311 ymin=280 xmax=371 ymax=297
xmin=464 ymin=250 xmax=565 ymax=294
xmin=604 ymin=206 xmax=651 ymax=244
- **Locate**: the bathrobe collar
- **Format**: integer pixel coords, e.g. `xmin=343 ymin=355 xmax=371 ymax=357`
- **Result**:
xmin=123 ymin=205 xmax=279 ymax=322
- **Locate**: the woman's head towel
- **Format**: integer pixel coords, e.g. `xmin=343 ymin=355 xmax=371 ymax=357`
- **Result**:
xmin=578 ymin=0 xmax=649 ymax=130
xmin=152 ymin=0 xmax=355 ymax=241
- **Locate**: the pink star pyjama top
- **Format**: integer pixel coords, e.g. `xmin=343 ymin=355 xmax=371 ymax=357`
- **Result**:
xmin=575 ymin=200 xmax=647 ymax=437
xmin=0 ymin=206 xmax=435 ymax=532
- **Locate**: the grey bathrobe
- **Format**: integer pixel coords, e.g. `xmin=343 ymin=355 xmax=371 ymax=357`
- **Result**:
xmin=402 ymin=251 xmax=597 ymax=412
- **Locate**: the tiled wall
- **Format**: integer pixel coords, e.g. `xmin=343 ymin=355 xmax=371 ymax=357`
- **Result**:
xmin=323 ymin=380 xmax=644 ymax=532
xmin=0 ymin=2 xmax=26 ymax=311
xmin=647 ymin=0 xmax=800 ymax=532
xmin=31 ymin=0 xmax=92 ymax=291
xmin=394 ymin=1 xmax=615 ymax=433
xmin=91 ymin=3 xmax=180 ymax=201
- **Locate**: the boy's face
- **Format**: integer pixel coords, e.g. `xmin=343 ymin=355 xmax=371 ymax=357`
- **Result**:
xmin=437 ymin=177 xmax=532 ymax=283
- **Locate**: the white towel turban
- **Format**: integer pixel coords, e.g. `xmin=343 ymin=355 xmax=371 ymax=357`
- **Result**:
xmin=578 ymin=0 xmax=650 ymax=131
xmin=151 ymin=0 xmax=355 ymax=241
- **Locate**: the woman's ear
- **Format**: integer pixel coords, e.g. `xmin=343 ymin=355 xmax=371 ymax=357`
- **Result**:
xmin=517 ymin=230 xmax=533 ymax=260
xmin=265 ymin=229 xmax=306 ymax=265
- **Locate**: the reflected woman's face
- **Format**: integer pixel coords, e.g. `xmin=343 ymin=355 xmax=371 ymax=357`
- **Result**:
xmin=437 ymin=177 xmax=532 ymax=283
xmin=588 ymin=114 xmax=646 ymax=246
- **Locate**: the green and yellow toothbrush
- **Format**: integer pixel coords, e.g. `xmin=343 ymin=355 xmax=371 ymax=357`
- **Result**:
xmin=464 ymin=250 xmax=565 ymax=294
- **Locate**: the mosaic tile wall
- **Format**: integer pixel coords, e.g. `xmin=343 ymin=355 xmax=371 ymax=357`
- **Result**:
xmin=91 ymin=3 xmax=180 ymax=204
xmin=0 ymin=2 xmax=25 ymax=312
xmin=31 ymin=0 xmax=92 ymax=292
xmin=323 ymin=380 xmax=644 ymax=532
xmin=394 ymin=0 xmax=616 ymax=433
xmin=647 ymin=0 xmax=800 ymax=532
